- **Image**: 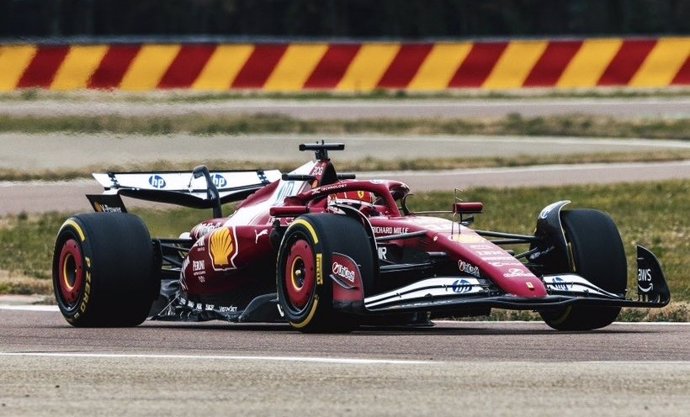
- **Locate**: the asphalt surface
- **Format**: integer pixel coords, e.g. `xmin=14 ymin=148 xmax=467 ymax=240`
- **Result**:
xmin=3 ymin=133 xmax=690 ymax=171
xmin=2 ymin=133 xmax=690 ymax=215
xmin=1 ymin=97 xmax=689 ymax=415
xmin=0 ymin=306 xmax=688 ymax=416
xmin=3 ymin=160 xmax=690 ymax=216
xmin=3 ymin=97 xmax=690 ymax=119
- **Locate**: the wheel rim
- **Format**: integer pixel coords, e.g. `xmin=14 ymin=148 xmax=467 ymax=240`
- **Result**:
xmin=58 ymin=239 xmax=84 ymax=306
xmin=284 ymin=238 xmax=315 ymax=311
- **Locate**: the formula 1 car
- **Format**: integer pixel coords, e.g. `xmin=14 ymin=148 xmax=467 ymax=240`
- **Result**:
xmin=53 ymin=142 xmax=670 ymax=332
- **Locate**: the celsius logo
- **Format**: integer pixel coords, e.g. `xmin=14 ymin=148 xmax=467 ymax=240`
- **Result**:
xmin=451 ymin=279 xmax=472 ymax=293
xmin=148 ymin=175 xmax=166 ymax=189
xmin=211 ymin=174 xmax=227 ymax=188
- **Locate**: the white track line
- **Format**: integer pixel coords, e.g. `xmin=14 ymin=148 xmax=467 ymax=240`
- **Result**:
xmin=0 ymin=351 xmax=432 ymax=365
xmin=1 ymin=305 xmax=687 ymax=325
xmin=0 ymin=304 xmax=58 ymax=312
xmin=434 ymin=320 xmax=690 ymax=326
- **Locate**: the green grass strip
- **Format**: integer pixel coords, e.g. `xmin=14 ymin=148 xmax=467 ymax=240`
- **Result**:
xmin=2 ymin=180 xmax=688 ymax=303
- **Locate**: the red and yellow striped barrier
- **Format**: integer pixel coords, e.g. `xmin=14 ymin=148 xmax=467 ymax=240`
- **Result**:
xmin=1 ymin=38 xmax=689 ymax=92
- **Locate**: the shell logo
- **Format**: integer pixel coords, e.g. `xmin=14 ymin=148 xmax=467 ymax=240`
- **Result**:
xmin=209 ymin=228 xmax=235 ymax=269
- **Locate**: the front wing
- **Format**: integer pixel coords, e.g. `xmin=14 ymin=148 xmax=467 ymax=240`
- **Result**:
xmin=362 ymin=246 xmax=670 ymax=314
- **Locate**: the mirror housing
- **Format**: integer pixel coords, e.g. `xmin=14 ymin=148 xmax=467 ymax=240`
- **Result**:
xmin=453 ymin=202 xmax=483 ymax=215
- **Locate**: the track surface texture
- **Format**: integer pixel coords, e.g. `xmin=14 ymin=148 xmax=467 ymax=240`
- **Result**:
xmin=1 ymin=97 xmax=689 ymax=415
xmin=3 ymin=97 xmax=690 ymax=119
xmin=0 ymin=307 xmax=688 ymax=417
xmin=2 ymin=134 xmax=690 ymax=215
xmin=3 ymin=133 xmax=690 ymax=171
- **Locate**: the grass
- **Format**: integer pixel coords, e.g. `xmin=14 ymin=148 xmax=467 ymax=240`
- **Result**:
xmin=2 ymin=113 xmax=690 ymax=139
xmin=1 ymin=180 xmax=688 ymax=310
xmin=2 ymin=150 xmax=690 ymax=182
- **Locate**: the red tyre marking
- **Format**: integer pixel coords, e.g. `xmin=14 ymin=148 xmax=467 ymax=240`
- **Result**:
xmin=58 ymin=239 xmax=84 ymax=305
xmin=284 ymin=239 xmax=315 ymax=310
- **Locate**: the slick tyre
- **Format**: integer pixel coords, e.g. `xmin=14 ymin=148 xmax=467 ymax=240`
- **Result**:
xmin=276 ymin=214 xmax=374 ymax=333
xmin=540 ymin=209 xmax=627 ymax=331
xmin=53 ymin=213 xmax=157 ymax=327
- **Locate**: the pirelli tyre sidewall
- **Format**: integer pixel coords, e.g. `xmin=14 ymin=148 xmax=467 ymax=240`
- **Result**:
xmin=277 ymin=214 xmax=372 ymax=333
xmin=52 ymin=213 xmax=156 ymax=327
xmin=540 ymin=209 xmax=627 ymax=331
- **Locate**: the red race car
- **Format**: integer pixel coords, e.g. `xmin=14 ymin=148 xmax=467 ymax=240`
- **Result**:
xmin=53 ymin=142 xmax=670 ymax=332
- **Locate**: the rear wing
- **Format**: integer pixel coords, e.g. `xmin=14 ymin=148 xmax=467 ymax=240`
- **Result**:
xmin=89 ymin=169 xmax=281 ymax=212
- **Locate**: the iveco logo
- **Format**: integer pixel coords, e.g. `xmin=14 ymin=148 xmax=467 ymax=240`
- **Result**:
xmin=148 ymin=175 xmax=166 ymax=189
xmin=211 ymin=174 xmax=227 ymax=188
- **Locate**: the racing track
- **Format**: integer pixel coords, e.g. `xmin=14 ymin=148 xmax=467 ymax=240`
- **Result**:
xmin=3 ymin=97 xmax=690 ymax=119
xmin=0 ymin=306 xmax=689 ymax=416
xmin=2 ymin=133 xmax=690 ymax=215
xmin=2 ymin=160 xmax=690 ymax=216
xmin=1 ymin=99 xmax=689 ymax=415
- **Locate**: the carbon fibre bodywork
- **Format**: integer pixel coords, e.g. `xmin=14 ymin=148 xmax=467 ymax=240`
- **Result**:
xmin=81 ymin=142 xmax=670 ymax=329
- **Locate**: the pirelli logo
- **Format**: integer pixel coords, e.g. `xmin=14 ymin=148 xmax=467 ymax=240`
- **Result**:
xmin=315 ymin=253 xmax=323 ymax=286
xmin=0 ymin=38 xmax=689 ymax=92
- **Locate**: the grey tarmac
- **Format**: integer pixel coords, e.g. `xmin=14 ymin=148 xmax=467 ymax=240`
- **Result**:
xmin=3 ymin=97 xmax=690 ymax=119
xmin=2 ymin=160 xmax=690 ymax=216
xmin=2 ymin=133 xmax=690 ymax=215
xmin=2 ymin=98 xmax=689 ymax=416
xmin=3 ymin=133 xmax=690 ymax=172
xmin=0 ymin=307 xmax=689 ymax=417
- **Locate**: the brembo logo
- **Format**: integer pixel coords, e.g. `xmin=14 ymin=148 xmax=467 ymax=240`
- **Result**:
xmin=332 ymin=262 xmax=356 ymax=283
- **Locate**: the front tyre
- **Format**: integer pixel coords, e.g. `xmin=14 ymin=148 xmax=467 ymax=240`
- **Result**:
xmin=540 ymin=209 xmax=627 ymax=331
xmin=53 ymin=213 xmax=157 ymax=327
xmin=276 ymin=214 xmax=374 ymax=333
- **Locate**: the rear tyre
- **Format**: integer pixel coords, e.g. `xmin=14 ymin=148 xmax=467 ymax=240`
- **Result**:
xmin=276 ymin=214 xmax=374 ymax=333
xmin=52 ymin=213 xmax=157 ymax=327
xmin=540 ymin=209 xmax=627 ymax=331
